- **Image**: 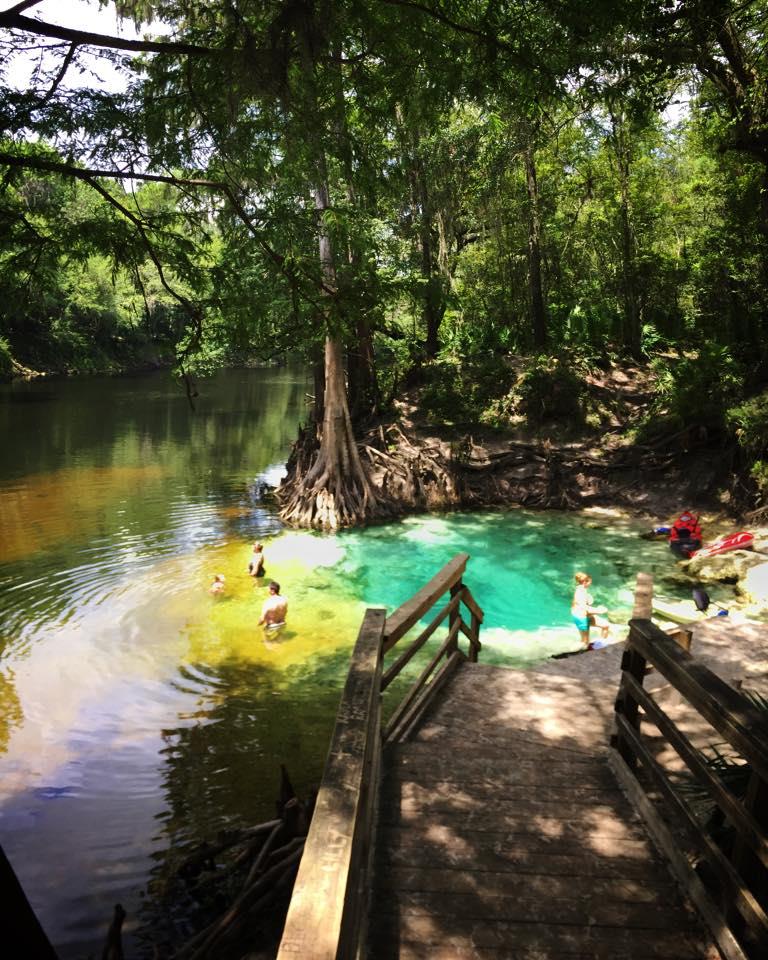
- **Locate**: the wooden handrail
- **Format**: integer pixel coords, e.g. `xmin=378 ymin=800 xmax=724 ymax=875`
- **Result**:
xmin=384 ymin=618 xmax=462 ymax=741
xmin=380 ymin=592 xmax=462 ymax=691
xmin=626 ymin=618 xmax=768 ymax=781
xmin=383 ymin=552 xmax=469 ymax=651
xmin=611 ymin=573 xmax=768 ymax=960
xmin=276 ymin=608 xmax=386 ymax=960
xmin=382 ymin=557 xmax=483 ymax=743
xmin=277 ymin=556 xmax=484 ymax=959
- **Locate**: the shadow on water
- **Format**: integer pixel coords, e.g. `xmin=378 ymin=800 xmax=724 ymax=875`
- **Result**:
xmin=137 ymin=648 xmax=351 ymax=954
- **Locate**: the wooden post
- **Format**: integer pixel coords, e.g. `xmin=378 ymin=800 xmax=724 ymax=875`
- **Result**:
xmin=469 ymin=611 xmax=480 ymax=662
xmin=611 ymin=572 xmax=652 ymax=768
xmin=448 ymin=580 xmax=461 ymax=656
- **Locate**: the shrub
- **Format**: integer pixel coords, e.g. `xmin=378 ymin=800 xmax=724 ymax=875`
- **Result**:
xmin=514 ymin=356 xmax=585 ymax=425
xmin=649 ymin=344 xmax=741 ymax=436
xmin=419 ymin=354 xmax=512 ymax=426
xmin=0 ymin=337 xmax=13 ymax=381
xmin=727 ymin=391 xmax=768 ymax=455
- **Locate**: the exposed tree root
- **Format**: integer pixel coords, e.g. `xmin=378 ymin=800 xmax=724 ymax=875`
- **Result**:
xmin=278 ymin=413 xmax=735 ymax=526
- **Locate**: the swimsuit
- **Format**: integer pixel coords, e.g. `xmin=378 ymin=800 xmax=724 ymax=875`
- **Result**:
xmin=572 ymin=613 xmax=590 ymax=632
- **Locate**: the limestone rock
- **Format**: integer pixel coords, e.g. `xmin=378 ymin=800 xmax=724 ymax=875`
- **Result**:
xmin=737 ymin=561 xmax=768 ymax=611
xmin=684 ymin=549 xmax=764 ymax=583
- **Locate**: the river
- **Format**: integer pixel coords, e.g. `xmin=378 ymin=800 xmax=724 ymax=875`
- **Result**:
xmin=0 ymin=367 xmax=676 ymax=958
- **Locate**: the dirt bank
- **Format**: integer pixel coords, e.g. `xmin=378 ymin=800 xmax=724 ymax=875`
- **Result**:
xmin=361 ymin=364 xmax=740 ymax=525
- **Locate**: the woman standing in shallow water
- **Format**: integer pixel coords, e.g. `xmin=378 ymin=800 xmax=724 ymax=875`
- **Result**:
xmin=571 ymin=571 xmax=610 ymax=648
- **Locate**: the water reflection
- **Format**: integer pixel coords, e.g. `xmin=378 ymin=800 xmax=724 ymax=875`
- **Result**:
xmin=0 ymin=367 xmax=717 ymax=959
xmin=0 ymin=367 xmax=312 ymax=957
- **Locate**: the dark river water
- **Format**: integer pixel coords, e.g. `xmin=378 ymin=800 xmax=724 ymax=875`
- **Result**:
xmin=0 ymin=367 xmax=685 ymax=958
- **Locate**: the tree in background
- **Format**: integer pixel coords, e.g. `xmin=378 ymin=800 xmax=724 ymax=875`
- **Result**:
xmin=4 ymin=1 xmax=768 ymax=516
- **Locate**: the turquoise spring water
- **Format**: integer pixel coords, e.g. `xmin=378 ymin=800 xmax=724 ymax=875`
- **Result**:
xmin=333 ymin=509 xmax=674 ymax=664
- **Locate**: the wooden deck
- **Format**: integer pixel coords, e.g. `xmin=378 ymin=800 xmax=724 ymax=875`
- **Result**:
xmin=368 ymin=664 xmax=720 ymax=960
xmin=278 ymin=563 xmax=767 ymax=960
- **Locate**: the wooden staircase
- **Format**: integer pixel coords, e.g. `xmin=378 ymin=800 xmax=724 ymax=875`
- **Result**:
xmin=369 ymin=666 xmax=717 ymax=959
xmin=277 ymin=560 xmax=768 ymax=960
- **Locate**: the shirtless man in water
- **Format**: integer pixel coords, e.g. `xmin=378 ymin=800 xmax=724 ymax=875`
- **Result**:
xmin=258 ymin=580 xmax=287 ymax=628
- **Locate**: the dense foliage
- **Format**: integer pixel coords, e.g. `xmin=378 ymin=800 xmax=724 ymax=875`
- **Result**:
xmin=2 ymin=1 xmax=768 ymax=511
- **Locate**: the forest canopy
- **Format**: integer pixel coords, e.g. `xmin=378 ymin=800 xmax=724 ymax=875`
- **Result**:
xmin=2 ymin=1 xmax=768 ymax=523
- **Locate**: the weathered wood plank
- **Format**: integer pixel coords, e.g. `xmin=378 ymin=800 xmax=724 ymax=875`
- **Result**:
xmin=368 ymin=914 xmax=715 ymax=958
xmin=382 ymin=790 xmax=641 ymax=824
xmin=383 ymin=757 xmax=619 ymax=789
xmin=628 ymin=617 xmax=768 ymax=782
xmin=380 ymin=781 xmax=626 ymax=819
xmin=276 ymin=607 xmax=385 ymax=960
xmin=376 ymin=844 xmax=666 ymax=879
xmin=378 ymin=807 xmax=644 ymax=839
xmin=374 ymin=865 xmax=678 ymax=902
xmin=385 ymin=947 xmax=694 ymax=960
xmin=377 ymin=822 xmax=656 ymax=863
xmin=383 ymin=553 xmax=469 ymax=650
xmin=375 ymin=888 xmax=699 ymax=930
xmin=387 ymin=738 xmax=605 ymax=766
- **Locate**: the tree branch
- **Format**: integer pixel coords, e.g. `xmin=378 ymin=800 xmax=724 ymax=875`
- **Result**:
xmin=0 ymin=150 xmax=226 ymax=189
xmin=379 ymin=0 xmax=545 ymax=75
xmin=38 ymin=41 xmax=77 ymax=108
xmin=82 ymin=174 xmax=197 ymax=314
xmin=0 ymin=10 xmax=216 ymax=56
xmin=4 ymin=1 xmax=44 ymax=13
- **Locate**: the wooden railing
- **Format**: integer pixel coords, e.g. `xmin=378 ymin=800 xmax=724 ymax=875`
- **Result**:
xmin=610 ymin=573 xmax=768 ymax=960
xmin=381 ymin=551 xmax=483 ymax=742
xmin=276 ymin=554 xmax=483 ymax=960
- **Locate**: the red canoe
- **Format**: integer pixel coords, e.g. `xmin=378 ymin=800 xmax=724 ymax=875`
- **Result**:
xmin=690 ymin=531 xmax=754 ymax=560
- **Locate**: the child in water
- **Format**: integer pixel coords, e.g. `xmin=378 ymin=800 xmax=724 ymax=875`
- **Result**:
xmin=248 ymin=542 xmax=265 ymax=578
xmin=571 ymin=572 xmax=609 ymax=648
xmin=209 ymin=574 xmax=226 ymax=596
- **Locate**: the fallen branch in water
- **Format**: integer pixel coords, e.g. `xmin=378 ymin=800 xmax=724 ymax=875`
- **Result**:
xmin=102 ymin=768 xmax=314 ymax=960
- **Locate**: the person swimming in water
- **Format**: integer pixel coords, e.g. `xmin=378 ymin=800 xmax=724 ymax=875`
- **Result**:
xmin=248 ymin=542 xmax=266 ymax=578
xmin=209 ymin=574 xmax=226 ymax=596
xmin=258 ymin=580 xmax=287 ymax=629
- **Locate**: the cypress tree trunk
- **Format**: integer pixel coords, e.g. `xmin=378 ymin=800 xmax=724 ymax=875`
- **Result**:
xmin=416 ymin=156 xmax=443 ymax=359
xmin=277 ymin=34 xmax=383 ymax=528
xmin=611 ymin=113 xmax=642 ymax=358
